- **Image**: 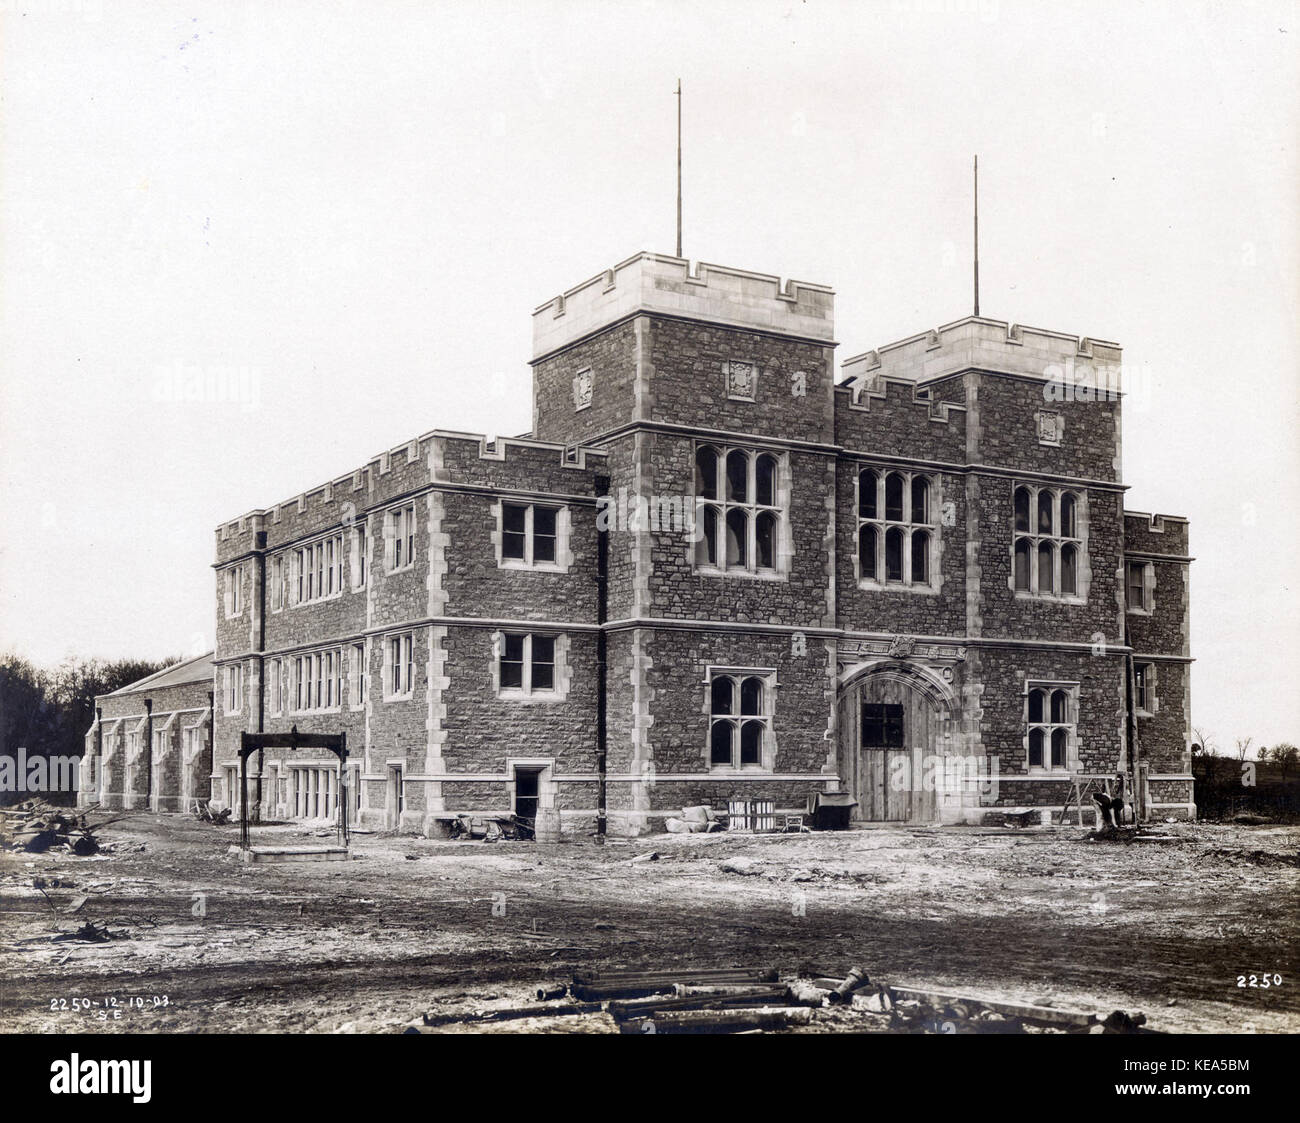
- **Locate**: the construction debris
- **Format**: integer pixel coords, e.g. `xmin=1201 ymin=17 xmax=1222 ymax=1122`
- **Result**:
xmin=0 ymin=800 xmax=111 ymax=856
xmin=410 ymin=960 xmax=1156 ymax=1035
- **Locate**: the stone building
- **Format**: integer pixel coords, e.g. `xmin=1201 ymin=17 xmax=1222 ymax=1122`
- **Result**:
xmin=80 ymin=652 xmax=214 ymax=812
xmin=194 ymin=252 xmax=1192 ymax=834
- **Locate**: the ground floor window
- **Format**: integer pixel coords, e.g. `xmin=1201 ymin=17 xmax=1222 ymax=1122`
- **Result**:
xmin=1026 ymin=683 xmax=1078 ymax=770
xmin=708 ymin=669 xmax=775 ymax=769
xmin=292 ymin=765 xmax=339 ymax=820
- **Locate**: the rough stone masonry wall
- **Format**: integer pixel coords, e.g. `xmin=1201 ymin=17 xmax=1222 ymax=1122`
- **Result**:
xmin=531 ymin=319 xmax=640 ymax=445
xmin=639 ymin=628 xmax=835 ymax=819
xmin=640 ymin=432 xmax=837 ymax=628
xmin=835 ymin=463 xmax=968 ymax=637
xmin=644 ymin=318 xmax=835 ymax=446
xmin=971 ymin=475 xmax=1124 ymax=646
xmin=973 ymin=646 xmax=1126 ymax=809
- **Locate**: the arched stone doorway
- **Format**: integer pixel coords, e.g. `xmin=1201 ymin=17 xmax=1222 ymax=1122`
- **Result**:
xmin=836 ymin=660 xmax=959 ymax=824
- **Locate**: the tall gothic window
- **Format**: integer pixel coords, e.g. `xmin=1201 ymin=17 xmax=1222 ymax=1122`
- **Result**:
xmin=857 ymin=468 xmax=936 ymax=588
xmin=695 ymin=445 xmax=784 ymax=575
xmin=1013 ymin=485 xmax=1085 ymax=598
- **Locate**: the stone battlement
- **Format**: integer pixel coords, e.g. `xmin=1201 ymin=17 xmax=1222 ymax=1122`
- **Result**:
xmin=840 ymin=316 xmax=1121 ymax=388
xmin=532 ymin=251 xmax=835 ymax=360
xmin=214 ymin=429 xmax=606 ymax=548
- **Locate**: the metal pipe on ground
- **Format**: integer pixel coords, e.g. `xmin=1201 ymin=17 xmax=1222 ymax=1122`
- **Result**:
xmin=632 ymin=1007 xmax=815 ymax=1034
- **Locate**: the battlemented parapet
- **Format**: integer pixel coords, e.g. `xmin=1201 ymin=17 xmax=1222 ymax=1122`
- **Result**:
xmin=532 ymin=251 xmax=835 ymax=360
xmin=841 ymin=316 xmax=1122 ymax=393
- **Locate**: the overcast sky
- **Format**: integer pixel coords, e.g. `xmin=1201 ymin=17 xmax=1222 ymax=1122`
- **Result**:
xmin=1 ymin=0 xmax=1296 ymax=750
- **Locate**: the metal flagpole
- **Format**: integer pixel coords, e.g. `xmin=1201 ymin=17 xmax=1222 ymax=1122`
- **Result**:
xmin=972 ymin=153 xmax=977 ymax=315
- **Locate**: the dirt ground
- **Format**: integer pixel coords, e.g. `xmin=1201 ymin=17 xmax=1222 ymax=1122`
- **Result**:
xmin=1 ymin=814 xmax=1297 ymax=1034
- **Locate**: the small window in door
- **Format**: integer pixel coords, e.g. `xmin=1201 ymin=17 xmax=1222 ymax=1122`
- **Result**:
xmin=861 ymin=703 xmax=905 ymax=748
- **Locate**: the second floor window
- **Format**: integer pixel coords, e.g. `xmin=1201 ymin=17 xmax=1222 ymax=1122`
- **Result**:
xmin=1126 ymin=560 xmax=1153 ymax=612
xmin=390 ymin=504 xmax=416 ymax=571
xmin=1026 ymin=683 xmax=1077 ymax=770
xmin=500 ymin=502 xmax=560 ymax=567
xmin=498 ymin=632 xmax=556 ymax=695
xmin=1013 ymin=485 xmax=1083 ymax=598
xmin=293 ymin=650 xmax=342 ymax=712
xmin=857 ymin=468 xmax=935 ymax=588
xmin=352 ymin=526 xmax=368 ymax=590
xmin=351 ymin=643 xmax=367 ymax=707
xmin=292 ymin=535 xmax=344 ymax=605
xmin=269 ymin=556 xmax=284 ymax=610
xmin=223 ymin=663 xmax=243 ymax=715
xmin=386 ymin=633 xmax=414 ymax=698
xmin=224 ymin=564 xmax=245 ymax=617
xmin=694 ymin=445 xmax=783 ymax=574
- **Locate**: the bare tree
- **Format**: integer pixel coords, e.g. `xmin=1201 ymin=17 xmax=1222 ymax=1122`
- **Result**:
xmin=1233 ymin=736 xmax=1254 ymax=762
xmin=1272 ymin=743 xmax=1298 ymax=784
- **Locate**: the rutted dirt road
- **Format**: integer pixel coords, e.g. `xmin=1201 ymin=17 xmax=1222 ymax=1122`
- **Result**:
xmin=1 ymin=815 xmax=1296 ymax=1033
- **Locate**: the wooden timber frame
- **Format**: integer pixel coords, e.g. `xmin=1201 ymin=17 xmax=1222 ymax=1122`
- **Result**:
xmin=238 ymin=726 xmax=348 ymax=850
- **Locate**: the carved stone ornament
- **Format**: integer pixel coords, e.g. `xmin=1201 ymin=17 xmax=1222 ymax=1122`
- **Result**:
xmin=725 ymin=360 xmax=757 ymax=400
xmin=1037 ymin=410 xmax=1063 ymax=445
xmin=572 ymin=368 xmax=593 ymax=411
xmin=888 ymin=634 xmax=917 ymax=659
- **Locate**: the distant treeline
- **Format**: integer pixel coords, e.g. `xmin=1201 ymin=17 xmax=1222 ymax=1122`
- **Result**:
xmin=0 ymin=652 xmax=180 ymax=807
xmin=1192 ymin=751 xmax=1300 ymax=822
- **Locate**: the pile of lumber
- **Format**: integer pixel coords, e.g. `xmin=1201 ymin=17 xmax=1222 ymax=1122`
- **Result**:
xmin=0 ymin=800 xmax=108 ymax=856
xmin=414 ymin=965 xmax=1155 ymax=1035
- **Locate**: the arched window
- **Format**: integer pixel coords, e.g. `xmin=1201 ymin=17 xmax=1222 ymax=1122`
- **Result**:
xmin=725 ymin=508 xmax=748 ymax=567
xmin=1028 ymin=727 xmax=1045 ymax=768
xmin=1060 ymin=492 xmax=1077 ymax=538
xmin=695 ymin=445 xmax=786 ymax=575
xmin=726 ymin=450 xmax=749 ymax=502
xmin=1061 ymin=543 xmax=1077 ymax=595
xmin=858 ymin=524 xmax=878 ymax=580
xmin=695 ymin=446 xmax=718 ymax=500
xmin=1027 ymin=681 xmax=1077 ymax=771
xmin=911 ymin=529 xmax=930 ymax=584
xmin=1014 ymin=538 xmax=1032 ymax=591
xmin=696 ymin=506 xmax=719 ymax=566
xmin=911 ymin=477 xmax=929 ymax=524
xmin=709 ymin=672 xmax=774 ymax=770
xmin=755 ymin=512 xmax=776 ymax=569
xmin=1038 ymin=491 xmax=1054 ymax=534
xmin=1037 ymin=541 xmax=1054 ymax=593
xmin=1014 ymin=486 xmax=1031 ymax=533
xmin=711 ymin=676 xmax=734 ymax=715
xmin=885 ymin=473 xmax=905 ymax=521
xmin=1050 ymin=728 xmax=1069 ymax=769
xmin=1051 ymin=689 xmax=1069 ymax=723
xmin=756 ymin=454 xmax=777 ymax=506
xmin=710 ymin=721 xmax=733 ymax=766
xmin=857 ymin=469 xmax=937 ymax=589
xmin=1028 ymin=688 xmax=1045 ymax=723
xmin=859 ymin=469 xmax=878 ymax=519
xmin=885 ymin=527 xmax=904 ymax=582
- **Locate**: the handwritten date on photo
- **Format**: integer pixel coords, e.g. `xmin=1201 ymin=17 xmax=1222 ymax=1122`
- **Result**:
xmin=48 ymin=996 xmax=171 ymax=1021
xmin=1236 ymin=975 xmax=1282 ymax=989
